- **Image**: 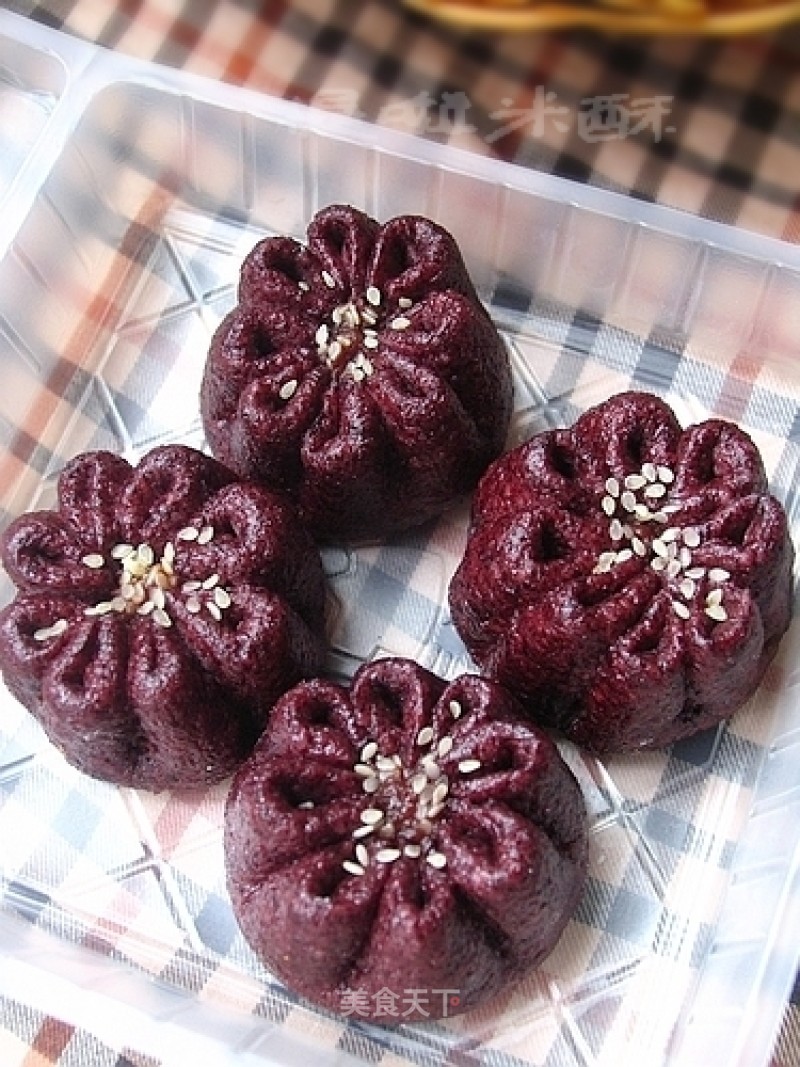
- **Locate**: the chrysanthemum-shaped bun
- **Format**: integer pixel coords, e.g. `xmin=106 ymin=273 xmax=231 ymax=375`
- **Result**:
xmin=224 ymin=657 xmax=587 ymax=1022
xmin=0 ymin=445 xmax=327 ymax=790
xmin=449 ymin=391 xmax=794 ymax=753
xmin=200 ymin=204 xmax=512 ymax=543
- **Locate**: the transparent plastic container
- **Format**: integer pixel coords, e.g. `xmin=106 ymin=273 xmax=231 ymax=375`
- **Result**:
xmin=1 ymin=11 xmax=799 ymax=1067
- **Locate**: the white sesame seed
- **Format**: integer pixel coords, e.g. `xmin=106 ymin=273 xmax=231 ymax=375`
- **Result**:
xmin=207 ymin=601 xmax=222 ymax=621
xmin=625 ymin=473 xmax=646 ymax=491
xmin=196 ymin=525 xmax=214 ymax=545
xmin=120 ymin=582 xmax=137 ymax=600
xmin=411 ymin=773 xmax=428 ymax=795
xmin=709 ymin=568 xmax=731 ymax=583
xmin=679 ymin=578 xmax=696 ymax=600
xmin=186 ymin=597 xmax=202 ymax=614
xmin=390 ymin=316 xmax=411 ymax=330
xmin=621 ymin=491 xmax=636 ymax=512
xmin=650 ymin=557 xmax=668 ymax=572
xmin=360 ymin=808 xmax=384 ymax=825
xmin=642 ymin=462 xmax=658 ymax=482
xmin=426 ymin=851 xmax=447 ymax=869
xmin=322 ymin=270 xmax=335 ymax=288
xmin=404 ymin=843 xmax=422 ymax=858
xmin=657 ymin=465 xmax=675 ymax=484
xmin=366 ymin=285 xmax=381 ymax=307
xmin=352 ymin=824 xmax=374 ymax=838
xmin=177 ymin=527 xmax=199 ymax=542
xmin=424 ymin=760 xmax=442 ymax=780
xmin=376 ymin=756 xmax=398 ymax=775
xmin=350 ymin=366 xmax=365 ymax=383
xmin=661 ymin=527 xmax=680 ymax=542
xmin=416 ymin=726 xmax=434 ymax=747
xmin=137 ymin=544 xmax=154 ymax=567
xmin=632 ymin=537 xmax=647 ymax=557
xmin=449 ymin=700 xmax=462 ymax=719
xmin=705 ymin=604 xmax=728 ymax=622
xmin=202 ymin=573 xmax=219 ymax=590
xmin=163 ymin=541 xmax=175 ymax=564
xmin=362 ymin=334 xmax=379 ymax=350
xmin=355 ymin=763 xmax=376 ymax=778
xmin=111 ymin=543 xmax=135 ymax=559
xmin=343 ymin=861 xmax=365 ymax=876
xmin=150 ymin=587 xmax=166 ymax=611
xmin=375 ymin=848 xmax=401 ymax=864
xmin=153 ymin=607 xmax=172 ymax=628
xmin=362 ymin=777 xmax=380 ymax=794
xmin=432 ymin=781 xmax=449 ymax=806
xmin=672 ymin=601 xmax=691 ymax=619
xmin=609 ymin=518 xmax=624 ymax=541
xmin=458 ymin=759 xmax=481 ymax=774
xmin=666 ymin=559 xmax=682 ymax=579
xmin=634 ymin=504 xmax=654 ymax=521
xmin=644 ymin=482 xmax=666 ymax=499
xmin=601 ymin=495 xmax=616 ymax=517
xmin=81 ymin=553 xmax=105 ymax=569
xmin=298 ymin=280 xmax=310 ymax=292
xmin=437 ymin=736 xmax=453 ymax=758
xmin=605 ymin=477 xmax=620 ymax=498
xmin=355 ymin=844 xmax=370 ymax=868
xmin=683 ymin=528 xmax=701 ymax=548
xmin=679 ymin=547 xmax=693 ymax=569
xmin=361 ymin=742 xmax=378 ymax=762
xmin=33 ymin=618 xmax=69 ymax=641
xmin=616 ymin=548 xmax=633 ymax=564
xmin=315 ymin=324 xmax=329 ymax=347
xmin=706 ymin=588 xmax=724 ymax=608
xmin=399 ymin=297 xmax=413 ymax=309
xmin=685 ymin=567 xmax=705 ymax=580
xmin=653 ymin=539 xmax=670 ymax=558
xmin=137 ymin=601 xmax=155 ymax=616
xmin=298 ymin=801 xmax=314 ymax=809
xmin=279 ymin=379 xmax=298 ymax=401
xmin=214 ymin=587 xmax=231 ymax=609
xmin=361 ymin=307 xmax=378 ymax=326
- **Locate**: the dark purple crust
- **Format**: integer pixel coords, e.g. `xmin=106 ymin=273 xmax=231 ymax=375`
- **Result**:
xmin=224 ymin=657 xmax=587 ymax=1022
xmin=0 ymin=445 xmax=327 ymax=791
xmin=449 ymin=391 xmax=795 ymax=753
xmin=200 ymin=205 xmax=512 ymax=543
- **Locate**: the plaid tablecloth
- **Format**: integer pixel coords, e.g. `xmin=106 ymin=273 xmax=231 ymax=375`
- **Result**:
xmin=1 ymin=2 xmax=799 ymax=1065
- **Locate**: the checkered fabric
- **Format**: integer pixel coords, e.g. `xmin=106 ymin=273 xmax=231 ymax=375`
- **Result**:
xmin=0 ymin=3 xmax=799 ymax=1066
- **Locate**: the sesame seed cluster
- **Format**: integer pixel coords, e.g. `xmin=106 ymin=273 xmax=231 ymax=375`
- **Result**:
xmin=33 ymin=526 xmax=232 ymax=642
xmin=592 ymin=461 xmax=731 ymax=622
xmin=338 ymin=700 xmax=482 ymax=878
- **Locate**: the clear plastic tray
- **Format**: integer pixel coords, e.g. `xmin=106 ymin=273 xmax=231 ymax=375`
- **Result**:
xmin=1 ymin=11 xmax=799 ymax=1067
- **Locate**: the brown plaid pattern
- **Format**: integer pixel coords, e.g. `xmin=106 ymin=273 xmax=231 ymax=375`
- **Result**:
xmin=0 ymin=2 xmax=799 ymax=1065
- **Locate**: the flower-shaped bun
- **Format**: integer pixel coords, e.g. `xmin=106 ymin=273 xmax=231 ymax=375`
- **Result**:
xmin=200 ymin=204 xmax=512 ymax=543
xmin=0 ymin=445 xmax=327 ymax=790
xmin=449 ymin=391 xmax=795 ymax=753
xmin=224 ymin=657 xmax=587 ymax=1022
